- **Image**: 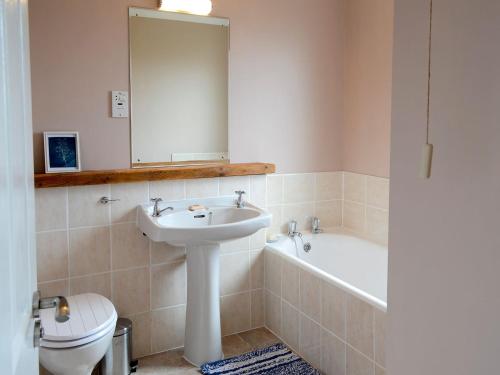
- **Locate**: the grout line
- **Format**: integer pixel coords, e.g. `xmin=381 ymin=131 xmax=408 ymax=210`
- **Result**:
xmin=35 ymin=221 xmax=142 ymax=235
xmin=65 ymin=188 xmax=70 ymax=294
xmin=150 ymin=303 xmax=186 ymax=313
xmin=248 ymin=250 xmax=252 ymax=326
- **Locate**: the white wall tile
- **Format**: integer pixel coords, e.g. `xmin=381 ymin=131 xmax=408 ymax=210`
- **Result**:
xmin=321 ymin=329 xmax=346 ymax=375
xmin=267 ymin=206 xmax=283 ymax=235
xmin=249 ymin=175 xmax=267 ymax=207
xmin=112 ymin=267 xmax=150 ymax=316
xmin=149 ymin=180 xmax=185 ymax=201
xmin=35 ymin=187 xmax=67 ymax=232
xmin=128 ymin=312 xmax=152 ymax=358
xmin=111 ymin=223 xmax=149 ymax=270
xmin=70 ymin=273 xmax=111 ymax=299
xmin=344 ymin=172 xmax=367 ymax=204
xmin=366 ymin=207 xmax=389 ymax=245
xmin=315 ymin=172 xmax=343 ymax=201
xmin=251 ymin=289 xmax=265 ymax=328
xmin=300 ymin=314 xmax=321 ymax=369
xmin=343 ymin=201 xmax=365 ymax=233
xmin=265 ymin=290 xmax=281 ymax=336
xmin=321 ymin=280 xmax=347 ymax=339
xmin=219 ymin=176 xmax=250 ymax=196
xmin=110 ymin=182 xmax=148 ymax=223
xmin=69 ymin=227 xmax=110 ymax=276
xmin=282 ymin=260 xmax=299 ymax=308
xmin=38 ymin=280 xmax=69 ymax=298
xmin=150 ymin=242 xmax=186 ymax=265
xmin=281 ymin=301 xmax=299 ymax=350
xmin=282 ymin=202 xmax=315 ymax=232
xmin=68 ymin=185 xmax=110 ymax=228
xmin=300 ymin=269 xmax=321 ymax=322
xmin=151 ymin=306 xmax=186 ymax=353
xmin=249 ymin=229 xmax=266 ymax=250
xmin=185 ymin=178 xmax=218 ymax=198
xmin=250 ymin=250 xmax=264 ymax=289
xmin=346 ymin=294 xmax=374 ymax=359
xmin=283 ymin=174 xmax=315 ymax=203
xmin=315 ymin=200 xmax=342 ymax=228
xmin=151 ymin=261 xmax=186 ymax=309
xmin=221 ymin=292 xmax=251 ymax=336
xmin=220 ymin=253 xmax=250 ymax=296
xmin=374 ymin=308 xmax=386 ymax=368
xmin=264 ymin=251 xmax=282 ymax=296
xmin=36 ymin=231 xmax=68 ymax=282
xmin=266 ymin=175 xmax=283 ymax=205
xmin=366 ymin=176 xmax=389 ymax=210
xmin=220 ymin=236 xmax=250 ymax=254
xmin=347 ymin=346 xmax=374 ymax=375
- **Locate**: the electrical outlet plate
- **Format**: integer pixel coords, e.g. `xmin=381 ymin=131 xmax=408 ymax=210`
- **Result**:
xmin=111 ymin=91 xmax=129 ymax=118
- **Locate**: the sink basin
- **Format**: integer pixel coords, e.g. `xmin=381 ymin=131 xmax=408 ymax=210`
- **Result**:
xmin=138 ymin=196 xmax=271 ymax=246
xmin=137 ymin=196 xmax=271 ymax=366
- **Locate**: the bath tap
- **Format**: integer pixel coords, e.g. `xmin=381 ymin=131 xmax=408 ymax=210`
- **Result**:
xmin=288 ymin=220 xmax=299 ymax=237
xmin=288 ymin=220 xmax=312 ymax=253
xmin=311 ymin=217 xmax=323 ymax=234
xmin=151 ymin=197 xmax=173 ymax=217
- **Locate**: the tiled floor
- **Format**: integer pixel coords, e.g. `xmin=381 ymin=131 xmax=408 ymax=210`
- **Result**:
xmin=136 ymin=328 xmax=281 ymax=374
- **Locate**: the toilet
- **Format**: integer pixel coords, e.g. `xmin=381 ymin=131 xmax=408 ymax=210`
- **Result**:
xmin=39 ymin=293 xmax=118 ymax=375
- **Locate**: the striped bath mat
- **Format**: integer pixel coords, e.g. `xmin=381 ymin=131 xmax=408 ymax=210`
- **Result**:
xmin=200 ymin=343 xmax=320 ymax=374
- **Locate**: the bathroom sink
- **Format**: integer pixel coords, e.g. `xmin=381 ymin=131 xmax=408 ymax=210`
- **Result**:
xmin=137 ymin=195 xmax=271 ymax=366
xmin=138 ymin=196 xmax=271 ymax=246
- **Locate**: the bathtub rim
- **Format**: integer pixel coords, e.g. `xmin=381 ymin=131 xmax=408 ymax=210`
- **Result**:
xmin=265 ymin=238 xmax=388 ymax=312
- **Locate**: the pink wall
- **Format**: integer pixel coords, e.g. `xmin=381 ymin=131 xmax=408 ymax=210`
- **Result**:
xmin=342 ymin=0 xmax=394 ymax=178
xmin=29 ymin=0 xmax=345 ymax=173
xmin=388 ymin=0 xmax=500 ymax=374
xmin=29 ymin=0 xmax=156 ymax=173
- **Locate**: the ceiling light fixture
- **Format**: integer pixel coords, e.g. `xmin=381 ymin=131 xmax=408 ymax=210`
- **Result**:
xmin=158 ymin=0 xmax=212 ymax=16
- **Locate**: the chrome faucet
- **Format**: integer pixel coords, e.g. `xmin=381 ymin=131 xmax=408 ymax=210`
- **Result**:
xmin=312 ymin=217 xmax=323 ymax=234
xmin=151 ymin=198 xmax=173 ymax=217
xmin=288 ymin=220 xmax=312 ymax=252
xmin=38 ymin=295 xmax=71 ymax=323
xmin=288 ymin=220 xmax=300 ymax=238
xmin=235 ymin=190 xmax=246 ymax=208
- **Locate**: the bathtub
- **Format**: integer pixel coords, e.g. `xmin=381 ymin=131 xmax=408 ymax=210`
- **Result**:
xmin=263 ymin=229 xmax=388 ymax=373
xmin=265 ymin=229 xmax=387 ymax=311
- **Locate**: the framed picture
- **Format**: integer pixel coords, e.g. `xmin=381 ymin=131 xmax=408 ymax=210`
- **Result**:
xmin=43 ymin=132 xmax=81 ymax=173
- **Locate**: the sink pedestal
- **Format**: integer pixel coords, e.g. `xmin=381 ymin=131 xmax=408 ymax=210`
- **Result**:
xmin=183 ymin=244 xmax=223 ymax=367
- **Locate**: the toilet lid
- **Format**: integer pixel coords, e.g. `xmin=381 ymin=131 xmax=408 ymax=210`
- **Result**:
xmin=40 ymin=293 xmax=117 ymax=347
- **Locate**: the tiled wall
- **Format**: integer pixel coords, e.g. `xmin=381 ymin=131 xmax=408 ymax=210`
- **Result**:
xmin=266 ymin=171 xmax=389 ymax=246
xmin=35 ymin=176 xmax=267 ymax=359
xmin=35 ymin=171 xmax=388 ymax=360
xmin=342 ymin=172 xmax=389 ymax=246
xmin=264 ymin=250 xmax=387 ymax=375
xmin=266 ymin=172 xmax=343 ymax=235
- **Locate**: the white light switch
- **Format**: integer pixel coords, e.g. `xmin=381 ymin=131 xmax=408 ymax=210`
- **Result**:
xmin=111 ymin=91 xmax=129 ymax=118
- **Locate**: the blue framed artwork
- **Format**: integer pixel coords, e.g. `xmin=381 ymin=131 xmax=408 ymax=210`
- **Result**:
xmin=43 ymin=132 xmax=81 ymax=173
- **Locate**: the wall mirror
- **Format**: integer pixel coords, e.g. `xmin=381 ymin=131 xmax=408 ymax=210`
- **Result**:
xmin=129 ymin=8 xmax=229 ymax=167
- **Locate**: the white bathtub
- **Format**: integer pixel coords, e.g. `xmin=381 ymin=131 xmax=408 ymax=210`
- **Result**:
xmin=265 ymin=229 xmax=388 ymax=311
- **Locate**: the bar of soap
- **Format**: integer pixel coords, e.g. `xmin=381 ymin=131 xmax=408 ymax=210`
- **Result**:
xmin=189 ymin=204 xmax=206 ymax=211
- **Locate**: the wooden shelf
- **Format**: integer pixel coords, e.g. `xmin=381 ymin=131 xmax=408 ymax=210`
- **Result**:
xmin=34 ymin=162 xmax=275 ymax=188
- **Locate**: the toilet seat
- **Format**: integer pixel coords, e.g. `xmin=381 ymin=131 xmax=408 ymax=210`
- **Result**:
xmin=40 ymin=293 xmax=117 ymax=349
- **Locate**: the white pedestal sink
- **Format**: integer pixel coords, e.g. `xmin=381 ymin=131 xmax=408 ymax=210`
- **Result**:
xmin=137 ymin=196 xmax=271 ymax=366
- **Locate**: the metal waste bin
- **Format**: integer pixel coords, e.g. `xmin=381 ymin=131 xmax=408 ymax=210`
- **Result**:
xmin=98 ymin=318 xmax=138 ymax=374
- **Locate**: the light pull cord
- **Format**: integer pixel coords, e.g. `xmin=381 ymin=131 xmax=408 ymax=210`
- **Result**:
xmin=420 ymin=0 xmax=434 ymax=179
